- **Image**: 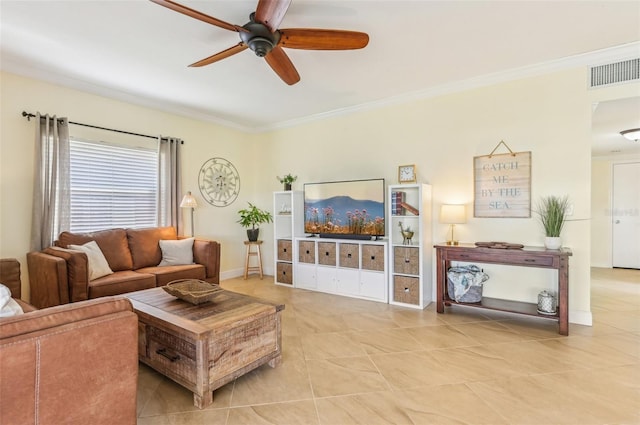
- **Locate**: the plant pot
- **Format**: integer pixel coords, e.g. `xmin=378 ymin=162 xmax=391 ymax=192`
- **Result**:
xmin=247 ymin=228 xmax=260 ymax=242
xmin=284 ymin=183 xmax=291 ymax=191
xmin=544 ymin=236 xmax=562 ymax=250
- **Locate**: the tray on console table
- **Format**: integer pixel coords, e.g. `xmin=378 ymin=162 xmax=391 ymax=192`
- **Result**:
xmin=126 ymin=287 xmax=284 ymax=408
xmin=434 ymin=243 xmax=572 ymax=335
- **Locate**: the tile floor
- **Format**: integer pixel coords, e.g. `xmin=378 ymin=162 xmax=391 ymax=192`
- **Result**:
xmin=137 ymin=267 xmax=639 ymax=424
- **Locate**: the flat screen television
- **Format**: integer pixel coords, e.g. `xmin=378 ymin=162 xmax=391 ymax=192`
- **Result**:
xmin=303 ymin=178 xmax=385 ymax=239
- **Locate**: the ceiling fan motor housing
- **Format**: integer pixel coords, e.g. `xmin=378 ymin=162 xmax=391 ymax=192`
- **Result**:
xmin=240 ymin=17 xmax=281 ymax=57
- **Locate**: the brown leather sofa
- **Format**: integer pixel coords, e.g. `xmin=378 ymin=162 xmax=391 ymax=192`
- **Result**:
xmin=0 ymin=259 xmax=138 ymax=425
xmin=27 ymin=226 xmax=221 ymax=308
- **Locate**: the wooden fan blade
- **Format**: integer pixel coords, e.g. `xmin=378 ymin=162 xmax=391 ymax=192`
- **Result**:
xmin=279 ymin=29 xmax=369 ymax=50
xmin=265 ymin=46 xmax=300 ymax=85
xmin=150 ymin=0 xmax=245 ymax=32
xmin=189 ymin=43 xmax=248 ymax=67
xmin=255 ymin=0 xmax=291 ymax=32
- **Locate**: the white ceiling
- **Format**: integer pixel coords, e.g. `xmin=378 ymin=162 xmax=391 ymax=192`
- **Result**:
xmin=592 ymin=96 xmax=640 ymax=157
xmin=2 ymin=0 xmax=640 ymax=153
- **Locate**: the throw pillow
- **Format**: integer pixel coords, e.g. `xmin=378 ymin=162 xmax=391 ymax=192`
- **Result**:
xmin=68 ymin=240 xmax=114 ymax=281
xmin=0 ymin=283 xmax=24 ymax=317
xmin=159 ymin=238 xmax=195 ymax=266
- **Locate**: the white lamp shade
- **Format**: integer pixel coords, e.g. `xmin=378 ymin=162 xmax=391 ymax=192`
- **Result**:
xmin=180 ymin=191 xmax=198 ymax=209
xmin=620 ymin=128 xmax=640 ymax=141
xmin=440 ymin=204 xmax=466 ymax=224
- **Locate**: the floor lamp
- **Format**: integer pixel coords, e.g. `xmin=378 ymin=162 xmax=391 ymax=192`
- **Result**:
xmin=440 ymin=204 xmax=466 ymax=245
xmin=180 ymin=191 xmax=198 ymax=237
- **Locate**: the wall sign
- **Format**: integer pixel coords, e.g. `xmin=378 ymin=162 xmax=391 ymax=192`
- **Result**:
xmin=474 ymin=141 xmax=531 ymax=218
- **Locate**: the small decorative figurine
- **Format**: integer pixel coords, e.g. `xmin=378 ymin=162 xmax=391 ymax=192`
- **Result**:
xmin=399 ymin=222 xmax=414 ymax=245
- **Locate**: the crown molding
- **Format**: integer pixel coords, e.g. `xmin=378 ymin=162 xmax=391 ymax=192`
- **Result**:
xmin=257 ymin=41 xmax=640 ymax=133
xmin=4 ymin=41 xmax=639 ymax=134
xmin=1 ymin=59 xmax=250 ymax=132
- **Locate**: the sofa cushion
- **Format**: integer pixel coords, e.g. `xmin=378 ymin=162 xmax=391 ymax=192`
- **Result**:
xmin=68 ymin=241 xmax=114 ymax=281
xmin=127 ymin=227 xmax=177 ymax=270
xmin=136 ymin=264 xmax=205 ymax=287
xmin=0 ymin=284 xmax=23 ymax=317
xmin=159 ymin=238 xmax=194 ymax=266
xmin=88 ymin=270 xmax=156 ymax=299
xmin=58 ymin=229 xmax=133 ymax=272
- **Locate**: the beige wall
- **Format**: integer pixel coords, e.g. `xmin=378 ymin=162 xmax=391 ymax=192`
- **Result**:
xmin=256 ymin=68 xmax=595 ymax=324
xmin=2 ymin=68 xmax=637 ymax=324
xmin=591 ymin=158 xmax=613 ymax=267
xmin=0 ymin=72 xmax=255 ymax=300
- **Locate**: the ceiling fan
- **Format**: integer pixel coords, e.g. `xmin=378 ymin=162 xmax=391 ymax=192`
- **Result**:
xmin=150 ymin=0 xmax=369 ymax=85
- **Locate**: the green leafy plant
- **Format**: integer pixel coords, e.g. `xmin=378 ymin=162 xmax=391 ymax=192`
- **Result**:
xmin=535 ymin=195 xmax=569 ymax=237
xmin=276 ymin=174 xmax=297 ymax=185
xmin=237 ymin=202 xmax=273 ymax=229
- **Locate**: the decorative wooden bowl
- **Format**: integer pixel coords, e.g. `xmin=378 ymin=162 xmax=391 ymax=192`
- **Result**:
xmin=475 ymin=241 xmax=524 ymax=249
xmin=163 ymin=279 xmax=223 ymax=305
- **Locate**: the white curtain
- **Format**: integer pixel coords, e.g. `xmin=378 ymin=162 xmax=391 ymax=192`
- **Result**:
xmin=30 ymin=113 xmax=70 ymax=251
xmin=157 ymin=136 xmax=183 ymax=235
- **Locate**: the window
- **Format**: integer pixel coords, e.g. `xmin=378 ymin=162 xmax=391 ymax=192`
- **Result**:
xmin=69 ymin=139 xmax=158 ymax=233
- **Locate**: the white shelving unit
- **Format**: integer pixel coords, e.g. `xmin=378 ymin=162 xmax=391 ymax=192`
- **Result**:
xmin=388 ymin=183 xmax=432 ymax=309
xmin=294 ymin=237 xmax=388 ymax=303
xmin=273 ymin=191 xmax=304 ymax=286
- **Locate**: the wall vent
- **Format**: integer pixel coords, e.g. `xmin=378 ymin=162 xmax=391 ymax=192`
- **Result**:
xmin=590 ymin=58 xmax=639 ymax=87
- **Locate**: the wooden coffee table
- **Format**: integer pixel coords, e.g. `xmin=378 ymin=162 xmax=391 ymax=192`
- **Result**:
xmin=126 ymin=287 xmax=284 ymax=408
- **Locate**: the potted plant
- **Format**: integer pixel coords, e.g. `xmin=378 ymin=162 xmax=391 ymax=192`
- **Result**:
xmin=237 ymin=202 xmax=273 ymax=241
xmin=535 ymin=195 xmax=569 ymax=249
xmin=277 ymin=174 xmax=297 ymax=191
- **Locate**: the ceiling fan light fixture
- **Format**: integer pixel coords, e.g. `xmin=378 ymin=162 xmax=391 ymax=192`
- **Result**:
xmin=247 ymin=36 xmax=274 ymax=57
xmin=620 ymin=128 xmax=640 ymax=141
xmin=152 ymin=0 xmax=368 ymax=84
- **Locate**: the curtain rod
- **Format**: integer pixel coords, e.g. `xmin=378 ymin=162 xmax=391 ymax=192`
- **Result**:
xmin=21 ymin=111 xmax=184 ymax=144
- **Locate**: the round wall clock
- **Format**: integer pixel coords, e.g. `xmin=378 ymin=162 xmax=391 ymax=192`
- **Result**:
xmin=198 ymin=157 xmax=240 ymax=207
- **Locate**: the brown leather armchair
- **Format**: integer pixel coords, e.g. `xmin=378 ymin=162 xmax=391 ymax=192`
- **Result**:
xmin=27 ymin=226 xmax=221 ymax=308
xmin=0 ymin=259 xmax=138 ymax=425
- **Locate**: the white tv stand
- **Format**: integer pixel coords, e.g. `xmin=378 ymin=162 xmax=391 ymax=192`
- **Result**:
xmin=294 ymin=236 xmax=388 ymax=303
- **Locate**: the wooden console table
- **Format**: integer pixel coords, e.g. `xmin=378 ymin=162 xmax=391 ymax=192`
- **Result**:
xmin=435 ymin=243 xmax=572 ymax=335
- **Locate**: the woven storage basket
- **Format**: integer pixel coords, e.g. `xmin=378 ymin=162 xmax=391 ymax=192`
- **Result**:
xmin=276 ymin=262 xmax=293 ymax=285
xmin=163 ymin=279 xmax=223 ymax=305
xmin=339 ymin=243 xmax=359 ymax=268
xmin=318 ymin=242 xmax=337 ymax=266
xmin=277 ymin=239 xmax=293 ymax=261
xmin=361 ymin=244 xmax=384 ymax=271
xmin=298 ymin=240 xmax=316 ymax=263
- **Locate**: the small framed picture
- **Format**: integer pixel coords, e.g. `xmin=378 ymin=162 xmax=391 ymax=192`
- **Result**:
xmin=398 ymin=164 xmax=417 ymax=183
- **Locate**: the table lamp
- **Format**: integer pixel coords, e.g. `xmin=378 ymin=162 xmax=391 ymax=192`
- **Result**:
xmin=440 ymin=204 xmax=466 ymax=245
xmin=180 ymin=191 xmax=198 ymax=237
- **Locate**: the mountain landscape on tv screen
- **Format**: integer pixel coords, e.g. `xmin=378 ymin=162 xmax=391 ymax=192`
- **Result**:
xmin=304 ymin=196 xmax=384 ymax=235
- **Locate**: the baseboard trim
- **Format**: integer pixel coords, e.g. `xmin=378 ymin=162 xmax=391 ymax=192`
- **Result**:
xmin=220 ymin=268 xmax=244 ymax=281
xmin=220 ymin=266 xmax=275 ymax=281
xmin=222 ymin=268 xmax=594 ymax=327
xmin=570 ymin=309 xmax=593 ymax=326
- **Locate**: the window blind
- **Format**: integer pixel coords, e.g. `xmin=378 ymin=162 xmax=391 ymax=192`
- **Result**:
xmin=69 ymin=139 xmax=158 ymax=233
